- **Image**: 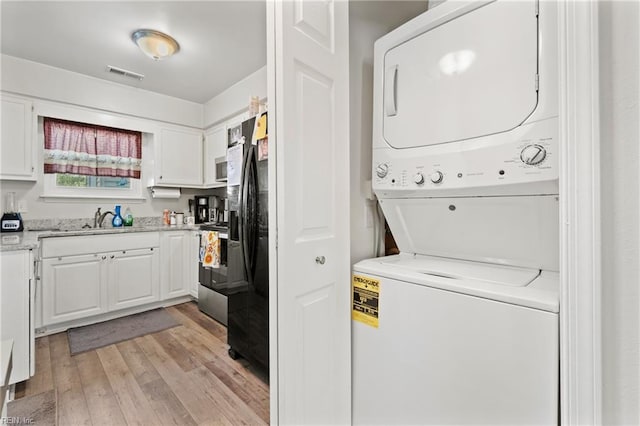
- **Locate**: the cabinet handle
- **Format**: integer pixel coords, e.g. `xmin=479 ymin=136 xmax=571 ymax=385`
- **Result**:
xmin=150 ymin=248 xmax=154 ymax=251
xmin=110 ymin=255 xmax=115 ymax=259
xmin=122 ymin=250 xmax=126 ymax=254
xmin=102 ymin=256 xmax=107 ymax=260
xmin=159 ymin=175 xmax=163 ymax=180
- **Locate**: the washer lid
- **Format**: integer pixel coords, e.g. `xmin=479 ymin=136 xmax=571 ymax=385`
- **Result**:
xmin=382 ymin=0 xmax=538 ymax=149
xmin=378 ymin=254 xmax=539 ymax=287
xmin=353 ymin=254 xmax=559 ymax=313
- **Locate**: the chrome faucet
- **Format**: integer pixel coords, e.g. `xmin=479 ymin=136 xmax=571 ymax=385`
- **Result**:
xmin=97 ymin=210 xmax=114 ymax=228
xmin=93 ymin=207 xmax=102 ymax=228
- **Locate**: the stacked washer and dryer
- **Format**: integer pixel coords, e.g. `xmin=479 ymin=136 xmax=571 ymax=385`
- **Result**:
xmin=352 ymin=1 xmax=560 ymax=425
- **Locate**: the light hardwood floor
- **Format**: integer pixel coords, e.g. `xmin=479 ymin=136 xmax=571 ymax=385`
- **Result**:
xmin=15 ymin=302 xmax=270 ymax=425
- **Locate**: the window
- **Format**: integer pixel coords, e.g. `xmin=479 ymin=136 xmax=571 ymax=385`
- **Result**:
xmin=55 ymin=174 xmax=131 ymax=189
xmin=42 ymin=117 xmax=143 ymax=199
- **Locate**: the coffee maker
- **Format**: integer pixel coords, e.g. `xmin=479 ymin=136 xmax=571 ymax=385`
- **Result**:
xmin=208 ymin=196 xmax=229 ymax=224
xmin=194 ymin=196 xmax=209 ymax=224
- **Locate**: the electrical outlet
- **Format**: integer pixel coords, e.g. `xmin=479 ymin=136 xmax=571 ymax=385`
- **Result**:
xmin=18 ymin=200 xmax=28 ymax=213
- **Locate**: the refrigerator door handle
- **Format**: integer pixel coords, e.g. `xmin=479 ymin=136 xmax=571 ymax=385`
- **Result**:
xmin=237 ymin=145 xmax=250 ymax=281
xmin=247 ymin=151 xmax=258 ymax=276
xmin=240 ymin=146 xmax=256 ymax=283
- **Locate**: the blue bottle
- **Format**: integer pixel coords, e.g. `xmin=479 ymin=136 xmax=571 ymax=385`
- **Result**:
xmin=112 ymin=204 xmax=123 ymax=227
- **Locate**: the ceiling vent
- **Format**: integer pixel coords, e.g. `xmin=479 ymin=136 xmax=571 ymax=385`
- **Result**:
xmin=107 ymin=65 xmax=145 ymax=80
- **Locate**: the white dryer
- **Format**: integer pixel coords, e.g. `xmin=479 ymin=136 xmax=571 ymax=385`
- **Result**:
xmin=353 ymin=0 xmax=560 ymax=424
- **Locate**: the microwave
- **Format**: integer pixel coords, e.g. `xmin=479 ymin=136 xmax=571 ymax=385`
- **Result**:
xmin=215 ymin=156 xmax=227 ymax=182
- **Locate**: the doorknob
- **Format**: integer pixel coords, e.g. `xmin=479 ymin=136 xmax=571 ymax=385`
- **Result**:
xmin=315 ymin=256 xmax=326 ymax=265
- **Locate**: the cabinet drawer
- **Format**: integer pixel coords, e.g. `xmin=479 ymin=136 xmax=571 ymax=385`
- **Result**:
xmin=41 ymin=232 xmax=160 ymax=258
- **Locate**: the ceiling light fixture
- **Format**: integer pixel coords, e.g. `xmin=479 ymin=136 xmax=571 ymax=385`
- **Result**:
xmin=131 ymin=29 xmax=180 ymax=61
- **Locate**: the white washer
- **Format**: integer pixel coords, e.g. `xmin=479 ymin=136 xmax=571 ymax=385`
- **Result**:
xmin=354 ymin=0 xmax=561 ymax=424
xmin=352 ymin=254 xmax=559 ymax=425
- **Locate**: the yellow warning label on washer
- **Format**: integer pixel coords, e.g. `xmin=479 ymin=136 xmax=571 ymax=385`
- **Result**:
xmin=352 ymin=274 xmax=380 ymax=328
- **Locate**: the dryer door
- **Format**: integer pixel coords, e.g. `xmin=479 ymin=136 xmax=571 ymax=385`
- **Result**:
xmin=383 ymin=0 xmax=538 ymax=149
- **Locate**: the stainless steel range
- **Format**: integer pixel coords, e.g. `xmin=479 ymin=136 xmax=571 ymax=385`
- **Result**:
xmin=198 ymin=223 xmax=228 ymax=325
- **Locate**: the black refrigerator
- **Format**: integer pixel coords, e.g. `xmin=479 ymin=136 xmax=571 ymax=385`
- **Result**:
xmin=226 ymin=115 xmax=269 ymax=373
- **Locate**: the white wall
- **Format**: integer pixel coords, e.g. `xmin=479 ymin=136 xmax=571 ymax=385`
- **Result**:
xmin=203 ymin=66 xmax=267 ymax=129
xmin=348 ymin=1 xmax=428 ymax=264
xmin=0 ymin=56 xmax=231 ymax=222
xmin=599 ymin=1 xmax=640 ymax=424
xmin=1 ymin=55 xmax=203 ymax=128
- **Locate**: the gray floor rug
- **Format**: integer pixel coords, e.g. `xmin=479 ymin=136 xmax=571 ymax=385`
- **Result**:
xmin=7 ymin=389 xmax=57 ymax=426
xmin=67 ymin=308 xmax=180 ymax=355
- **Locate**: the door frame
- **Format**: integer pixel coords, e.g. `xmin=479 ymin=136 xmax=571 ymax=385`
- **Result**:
xmin=266 ymin=0 xmax=605 ymax=424
xmin=266 ymin=1 xmax=279 ymax=424
xmin=558 ymin=1 xmax=602 ymax=424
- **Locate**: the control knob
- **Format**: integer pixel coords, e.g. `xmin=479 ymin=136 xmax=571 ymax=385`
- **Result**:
xmin=414 ymin=172 xmax=425 ymax=185
xmin=520 ymin=144 xmax=547 ymax=165
xmin=375 ymin=163 xmax=389 ymax=178
xmin=430 ymin=171 xmax=444 ymax=184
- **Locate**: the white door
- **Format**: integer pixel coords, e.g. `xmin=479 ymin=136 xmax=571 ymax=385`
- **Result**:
xmin=269 ymin=1 xmax=351 ymax=424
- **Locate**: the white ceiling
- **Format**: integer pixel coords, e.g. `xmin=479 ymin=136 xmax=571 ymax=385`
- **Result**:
xmin=1 ymin=1 xmax=267 ymax=104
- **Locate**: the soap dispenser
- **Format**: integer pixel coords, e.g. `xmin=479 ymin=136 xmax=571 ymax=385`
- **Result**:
xmin=112 ymin=205 xmax=124 ymax=227
xmin=123 ymin=207 xmax=133 ymax=226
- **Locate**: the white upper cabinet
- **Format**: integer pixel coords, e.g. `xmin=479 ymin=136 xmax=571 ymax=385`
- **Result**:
xmin=156 ymin=127 xmax=204 ymax=186
xmin=203 ymin=124 xmax=226 ymax=187
xmin=153 ymin=110 xmax=251 ymax=189
xmin=0 ymin=94 xmax=35 ymax=181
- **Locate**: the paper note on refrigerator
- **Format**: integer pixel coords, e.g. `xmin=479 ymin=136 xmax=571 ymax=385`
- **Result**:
xmin=255 ymin=112 xmax=267 ymax=139
xmin=227 ymin=144 xmax=243 ymax=186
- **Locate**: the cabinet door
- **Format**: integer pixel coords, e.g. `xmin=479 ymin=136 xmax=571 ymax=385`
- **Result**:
xmin=189 ymin=231 xmax=201 ymax=298
xmin=157 ymin=127 xmax=203 ymax=186
xmin=160 ymin=232 xmax=191 ymax=299
xmin=108 ymin=248 xmax=159 ymax=311
xmin=42 ymin=254 xmax=107 ymax=326
xmin=0 ymin=95 xmax=35 ymax=180
xmin=203 ymin=124 xmax=226 ymax=187
xmin=0 ymin=250 xmax=32 ymax=384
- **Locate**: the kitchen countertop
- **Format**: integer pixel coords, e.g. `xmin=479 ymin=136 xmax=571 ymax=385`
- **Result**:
xmin=0 ymin=224 xmax=203 ymax=252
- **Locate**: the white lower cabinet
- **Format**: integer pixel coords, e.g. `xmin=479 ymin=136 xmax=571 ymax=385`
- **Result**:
xmin=42 ymin=254 xmax=107 ymax=325
xmin=108 ymin=248 xmax=159 ymax=311
xmin=160 ymin=232 xmax=190 ymax=299
xmin=0 ymin=250 xmax=34 ymax=384
xmin=40 ymin=233 xmax=162 ymax=328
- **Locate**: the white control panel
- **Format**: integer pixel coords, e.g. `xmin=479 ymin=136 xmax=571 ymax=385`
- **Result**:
xmin=373 ymin=118 xmax=558 ymax=197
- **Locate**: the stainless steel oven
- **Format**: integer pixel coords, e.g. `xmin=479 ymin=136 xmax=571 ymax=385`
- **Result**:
xmin=198 ymin=224 xmax=228 ymax=325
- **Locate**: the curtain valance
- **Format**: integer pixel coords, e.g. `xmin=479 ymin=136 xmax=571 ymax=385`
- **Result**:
xmin=44 ymin=118 xmax=142 ymax=178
